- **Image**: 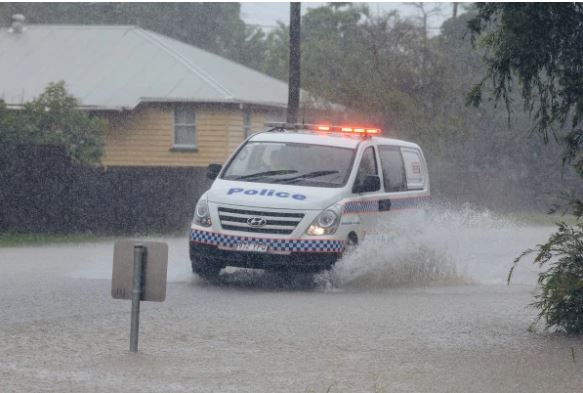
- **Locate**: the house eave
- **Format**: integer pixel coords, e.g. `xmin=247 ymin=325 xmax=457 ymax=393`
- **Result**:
xmin=138 ymin=97 xmax=288 ymax=110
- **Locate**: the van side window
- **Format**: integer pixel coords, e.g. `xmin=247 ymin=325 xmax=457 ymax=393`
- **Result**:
xmin=353 ymin=146 xmax=378 ymax=192
xmin=401 ymin=149 xmax=425 ymax=190
xmin=378 ymin=146 xmax=406 ymax=192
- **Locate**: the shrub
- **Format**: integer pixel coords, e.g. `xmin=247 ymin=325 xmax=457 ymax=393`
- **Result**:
xmin=0 ymin=81 xmax=105 ymax=165
xmin=510 ymin=214 xmax=583 ymax=333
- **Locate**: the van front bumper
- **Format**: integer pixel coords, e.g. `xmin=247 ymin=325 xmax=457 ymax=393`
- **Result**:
xmin=189 ymin=229 xmax=344 ymax=271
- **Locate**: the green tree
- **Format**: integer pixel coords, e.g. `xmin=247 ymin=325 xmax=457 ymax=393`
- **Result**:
xmin=0 ymin=81 xmax=105 ymax=165
xmin=468 ymin=3 xmax=583 ymax=333
xmin=262 ymin=21 xmax=289 ymax=81
xmin=467 ymin=3 xmax=583 ymax=172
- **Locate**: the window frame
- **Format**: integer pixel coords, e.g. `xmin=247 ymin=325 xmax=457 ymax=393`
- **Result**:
xmin=352 ymin=145 xmax=379 ymax=194
xmin=378 ymin=145 xmax=407 ymax=193
xmin=172 ymin=107 xmax=197 ymax=151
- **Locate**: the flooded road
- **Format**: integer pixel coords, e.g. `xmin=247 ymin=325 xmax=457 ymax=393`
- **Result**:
xmin=1 ymin=214 xmax=582 ymax=392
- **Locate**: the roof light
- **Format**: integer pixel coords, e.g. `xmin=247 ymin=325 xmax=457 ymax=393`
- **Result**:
xmin=315 ymin=125 xmax=382 ymax=136
xmin=264 ymin=122 xmax=382 ymax=136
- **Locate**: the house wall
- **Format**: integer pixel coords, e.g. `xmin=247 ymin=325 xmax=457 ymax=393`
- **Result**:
xmin=101 ymin=104 xmax=279 ymax=168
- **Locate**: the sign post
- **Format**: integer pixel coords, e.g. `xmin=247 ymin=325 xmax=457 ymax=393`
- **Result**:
xmin=112 ymin=240 xmax=168 ymax=353
xmin=129 ymin=244 xmax=144 ymax=352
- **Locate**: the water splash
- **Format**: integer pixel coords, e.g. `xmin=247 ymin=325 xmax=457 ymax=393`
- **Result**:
xmin=324 ymin=204 xmax=523 ymax=289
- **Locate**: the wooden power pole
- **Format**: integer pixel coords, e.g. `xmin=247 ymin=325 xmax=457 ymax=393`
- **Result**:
xmin=287 ymin=2 xmax=301 ymax=124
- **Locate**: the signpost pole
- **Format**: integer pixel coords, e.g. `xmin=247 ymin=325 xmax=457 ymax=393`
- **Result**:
xmin=129 ymin=244 xmax=145 ymax=352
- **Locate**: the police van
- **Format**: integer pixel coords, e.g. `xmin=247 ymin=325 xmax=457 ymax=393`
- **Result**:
xmin=189 ymin=123 xmax=430 ymax=280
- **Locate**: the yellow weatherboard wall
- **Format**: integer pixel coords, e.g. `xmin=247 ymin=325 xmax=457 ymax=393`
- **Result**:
xmin=101 ymin=104 xmax=267 ymax=167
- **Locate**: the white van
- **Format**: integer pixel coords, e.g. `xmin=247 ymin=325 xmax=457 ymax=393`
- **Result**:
xmin=189 ymin=123 xmax=430 ymax=279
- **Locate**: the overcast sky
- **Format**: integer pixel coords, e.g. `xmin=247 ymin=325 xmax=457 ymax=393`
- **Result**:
xmin=240 ymin=2 xmax=457 ymax=34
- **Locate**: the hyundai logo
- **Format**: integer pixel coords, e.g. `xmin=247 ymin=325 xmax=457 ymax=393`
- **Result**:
xmin=247 ymin=217 xmax=267 ymax=227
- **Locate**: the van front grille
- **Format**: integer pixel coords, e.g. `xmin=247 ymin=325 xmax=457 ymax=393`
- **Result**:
xmin=217 ymin=207 xmax=304 ymax=235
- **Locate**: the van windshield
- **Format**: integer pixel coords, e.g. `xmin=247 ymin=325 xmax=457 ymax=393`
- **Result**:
xmin=221 ymin=142 xmax=355 ymax=188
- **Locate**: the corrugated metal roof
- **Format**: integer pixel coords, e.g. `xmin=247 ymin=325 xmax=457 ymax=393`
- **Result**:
xmin=0 ymin=25 xmax=290 ymax=110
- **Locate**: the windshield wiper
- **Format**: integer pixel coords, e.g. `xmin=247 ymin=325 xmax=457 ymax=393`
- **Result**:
xmin=234 ymin=170 xmax=298 ymax=180
xmin=275 ymin=170 xmax=339 ymax=184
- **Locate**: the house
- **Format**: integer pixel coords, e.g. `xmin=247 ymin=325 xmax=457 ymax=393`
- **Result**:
xmin=0 ymin=16 xmax=292 ymax=168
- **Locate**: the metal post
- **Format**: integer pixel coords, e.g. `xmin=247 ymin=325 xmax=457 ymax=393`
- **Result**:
xmin=130 ymin=244 xmax=145 ymax=352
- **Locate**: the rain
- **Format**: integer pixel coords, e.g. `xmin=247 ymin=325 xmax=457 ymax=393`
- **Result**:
xmin=1 ymin=3 xmax=583 ymax=393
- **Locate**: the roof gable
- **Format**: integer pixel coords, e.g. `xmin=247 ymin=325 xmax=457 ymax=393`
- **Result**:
xmin=0 ymin=25 xmax=289 ymax=110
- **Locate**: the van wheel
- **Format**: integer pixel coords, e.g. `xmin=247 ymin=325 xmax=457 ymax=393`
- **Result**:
xmin=274 ymin=269 xmax=316 ymax=288
xmin=191 ymin=257 xmax=221 ymax=281
xmin=343 ymin=233 xmax=359 ymax=257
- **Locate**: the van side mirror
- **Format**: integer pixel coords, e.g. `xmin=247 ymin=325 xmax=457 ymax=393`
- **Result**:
xmin=206 ymin=163 xmax=222 ymax=180
xmin=353 ymin=175 xmax=381 ymax=193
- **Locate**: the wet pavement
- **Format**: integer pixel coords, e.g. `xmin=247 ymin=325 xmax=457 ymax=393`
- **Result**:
xmin=1 ymin=220 xmax=582 ymax=392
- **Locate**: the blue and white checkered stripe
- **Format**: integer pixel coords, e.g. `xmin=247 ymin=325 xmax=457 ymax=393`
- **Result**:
xmin=390 ymin=195 xmax=430 ymax=210
xmin=343 ymin=200 xmax=379 ymax=214
xmin=190 ymin=229 xmax=345 ymax=253
xmin=343 ymin=195 xmax=430 ymax=214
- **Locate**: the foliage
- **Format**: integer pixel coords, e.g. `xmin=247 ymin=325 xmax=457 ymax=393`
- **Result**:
xmin=469 ymin=3 xmax=583 ymax=332
xmin=467 ymin=3 xmax=583 ymax=171
xmin=0 ymin=81 xmax=105 ymax=165
xmin=509 ymin=217 xmax=583 ymax=333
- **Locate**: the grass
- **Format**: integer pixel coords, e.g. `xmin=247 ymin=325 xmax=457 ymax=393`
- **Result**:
xmin=0 ymin=230 xmax=190 ymax=247
xmin=499 ymin=211 xmax=579 ymax=227
xmin=0 ymin=232 xmax=109 ymax=247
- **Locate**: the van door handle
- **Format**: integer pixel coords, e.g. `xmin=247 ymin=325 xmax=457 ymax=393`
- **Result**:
xmin=379 ymin=199 xmax=391 ymax=211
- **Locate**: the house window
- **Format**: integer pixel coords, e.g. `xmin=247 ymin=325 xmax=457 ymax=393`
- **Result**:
xmin=243 ymin=111 xmax=252 ymax=138
xmin=173 ymin=107 xmax=196 ymax=148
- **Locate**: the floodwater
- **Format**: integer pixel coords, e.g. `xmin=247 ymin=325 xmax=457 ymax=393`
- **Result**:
xmin=0 ymin=208 xmax=582 ymax=392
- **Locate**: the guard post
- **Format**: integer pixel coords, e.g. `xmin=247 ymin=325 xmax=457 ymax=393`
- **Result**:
xmin=112 ymin=240 xmax=168 ymax=353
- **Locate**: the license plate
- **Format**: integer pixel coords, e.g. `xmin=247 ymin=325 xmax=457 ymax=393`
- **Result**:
xmin=234 ymin=241 xmax=268 ymax=253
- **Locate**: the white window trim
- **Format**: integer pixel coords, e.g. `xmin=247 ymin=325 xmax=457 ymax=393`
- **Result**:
xmin=172 ymin=107 xmax=197 ymax=150
xmin=243 ymin=111 xmax=252 ymax=138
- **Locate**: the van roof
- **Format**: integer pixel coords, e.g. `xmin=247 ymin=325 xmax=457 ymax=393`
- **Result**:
xmin=249 ymin=130 xmax=421 ymax=150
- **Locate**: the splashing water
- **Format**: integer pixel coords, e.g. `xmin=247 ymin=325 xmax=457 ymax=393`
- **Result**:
xmin=322 ymin=204 xmax=543 ymax=290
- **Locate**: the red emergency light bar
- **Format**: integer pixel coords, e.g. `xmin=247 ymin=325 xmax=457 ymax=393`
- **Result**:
xmin=265 ymin=122 xmax=382 ymax=136
xmin=313 ymin=125 xmax=382 ymax=135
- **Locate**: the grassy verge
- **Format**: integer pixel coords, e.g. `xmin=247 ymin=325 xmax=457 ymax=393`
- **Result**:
xmin=0 ymin=233 xmax=109 ymax=247
xmin=500 ymin=211 xmax=579 ymax=226
xmin=0 ymin=230 xmax=189 ymax=247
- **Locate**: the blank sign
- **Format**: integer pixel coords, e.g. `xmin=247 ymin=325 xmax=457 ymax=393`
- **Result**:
xmin=112 ymin=240 xmax=168 ymax=302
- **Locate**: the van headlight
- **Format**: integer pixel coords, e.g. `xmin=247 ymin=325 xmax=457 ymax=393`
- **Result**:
xmin=193 ymin=198 xmax=212 ymax=227
xmin=306 ymin=206 xmax=340 ymax=236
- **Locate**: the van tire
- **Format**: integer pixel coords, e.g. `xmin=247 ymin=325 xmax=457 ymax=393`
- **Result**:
xmin=343 ymin=233 xmax=359 ymax=257
xmin=191 ymin=257 xmax=221 ymax=281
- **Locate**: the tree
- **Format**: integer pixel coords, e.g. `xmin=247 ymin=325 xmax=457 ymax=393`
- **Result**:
xmin=467 ymin=3 xmax=583 ymax=173
xmin=262 ymin=21 xmax=289 ymax=80
xmin=468 ymin=3 xmax=583 ymax=333
xmin=0 ymin=81 xmax=105 ymax=165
